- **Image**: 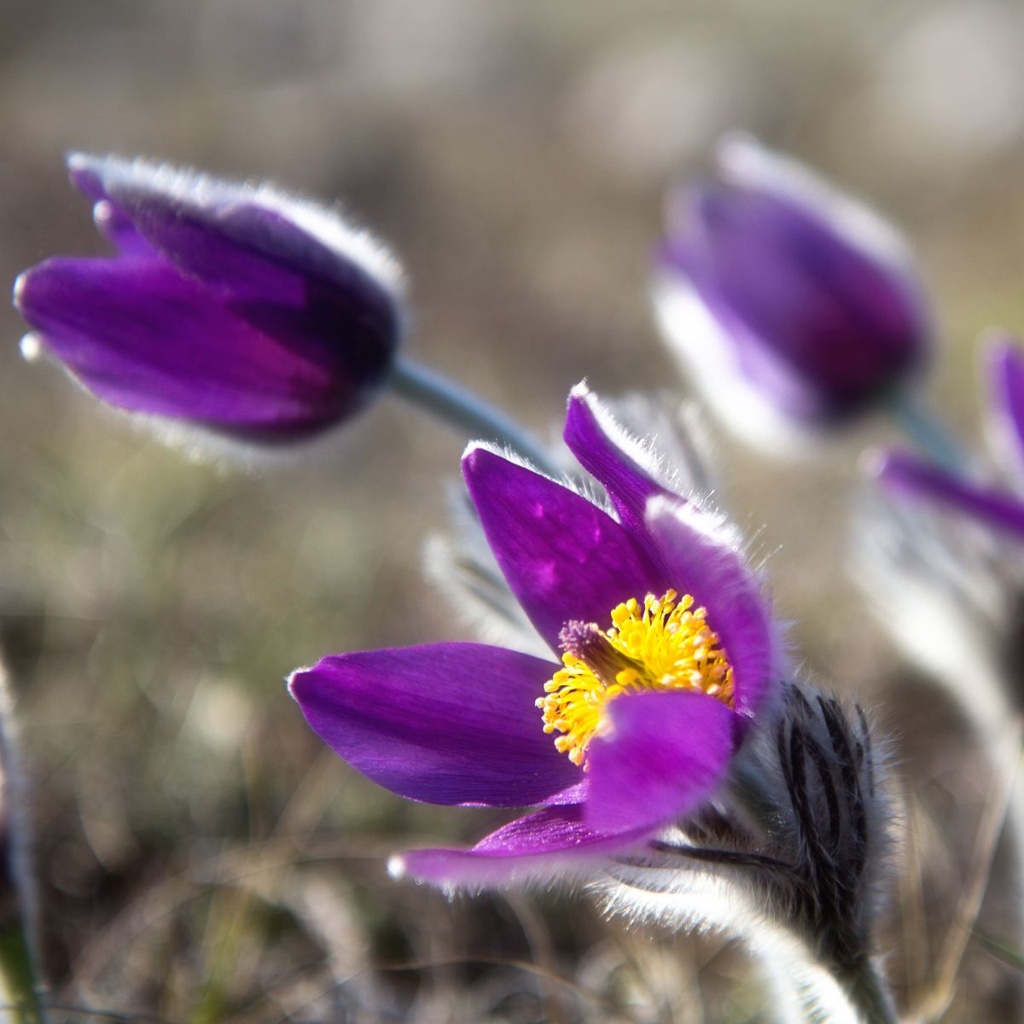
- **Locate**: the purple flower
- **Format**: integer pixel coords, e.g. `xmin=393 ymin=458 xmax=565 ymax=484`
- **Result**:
xmin=14 ymin=154 xmax=404 ymax=444
xmin=654 ymin=135 xmax=930 ymax=444
xmin=289 ymin=384 xmax=778 ymax=887
xmin=874 ymin=335 xmax=1024 ymax=541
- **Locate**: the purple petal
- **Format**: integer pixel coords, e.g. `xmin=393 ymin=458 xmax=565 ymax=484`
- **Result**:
xmin=392 ymin=805 xmax=646 ymax=887
xmin=715 ymin=133 xmax=918 ymax=283
xmin=986 ymin=337 xmax=1024 ymax=483
xmin=15 ymin=256 xmax=387 ymax=437
xmin=586 ymin=691 xmax=735 ymax=834
xmin=68 ymin=155 xmax=151 ymax=255
xmin=563 ymin=383 xmax=675 ymax=530
xmin=72 ymin=153 xmax=400 ymax=307
xmin=875 ymin=450 xmax=1024 ymax=541
xmin=134 ymin=196 xmax=387 ymax=310
xmin=69 ymin=156 xmax=156 ymax=256
xmin=99 ymin=197 xmax=402 ymax=381
xmin=68 ymin=156 xmax=109 ymax=203
xmin=462 ymin=447 xmax=669 ymax=651
xmin=289 ymin=643 xmax=579 ymax=807
xmin=93 ymin=200 xmax=156 ymax=257
xmin=645 ymin=496 xmax=775 ymax=717
xmin=655 ymin=257 xmax=826 ymax=424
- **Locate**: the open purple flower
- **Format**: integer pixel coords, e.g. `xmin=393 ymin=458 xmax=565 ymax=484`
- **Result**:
xmin=289 ymin=383 xmax=778 ymax=887
xmin=654 ymin=134 xmax=930 ymax=445
xmin=874 ymin=335 xmax=1024 ymax=541
xmin=14 ymin=154 xmax=404 ymax=444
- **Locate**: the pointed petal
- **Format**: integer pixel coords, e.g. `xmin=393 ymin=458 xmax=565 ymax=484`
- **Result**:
xmin=645 ymin=496 xmax=775 ymax=716
xmin=875 ymin=450 xmax=1024 ymax=541
xmin=585 ymin=691 xmax=735 ymax=834
xmin=563 ymin=383 xmax=675 ymax=529
xmin=392 ymin=805 xmax=646 ymax=888
xmin=289 ymin=643 xmax=578 ymax=807
xmin=462 ymin=447 xmax=669 ymax=651
xmin=15 ymin=257 xmax=376 ymax=436
xmin=93 ymin=199 xmax=157 ymax=257
xmin=69 ymin=154 xmax=157 ymax=256
xmin=67 ymin=157 xmax=108 ymax=203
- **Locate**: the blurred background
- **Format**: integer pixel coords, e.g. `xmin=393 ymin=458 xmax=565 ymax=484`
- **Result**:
xmin=2 ymin=0 xmax=1024 ymax=1020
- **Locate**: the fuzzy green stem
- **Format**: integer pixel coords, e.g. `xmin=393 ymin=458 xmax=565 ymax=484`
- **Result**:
xmin=389 ymin=357 xmax=561 ymax=477
xmin=0 ymin=926 xmax=45 ymax=1024
xmin=887 ymin=390 xmax=966 ymax=473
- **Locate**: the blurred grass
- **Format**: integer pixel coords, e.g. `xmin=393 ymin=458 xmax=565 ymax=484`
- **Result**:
xmin=1 ymin=1 xmax=1024 ymax=1020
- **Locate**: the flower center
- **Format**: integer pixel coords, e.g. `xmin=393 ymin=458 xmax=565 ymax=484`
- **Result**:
xmin=536 ymin=589 xmax=734 ymax=768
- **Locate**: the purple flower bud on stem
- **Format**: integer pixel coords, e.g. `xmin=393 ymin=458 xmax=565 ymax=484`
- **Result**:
xmin=14 ymin=154 xmax=563 ymax=471
xmin=14 ymin=154 xmax=405 ymax=446
xmin=654 ymin=134 xmax=931 ymax=445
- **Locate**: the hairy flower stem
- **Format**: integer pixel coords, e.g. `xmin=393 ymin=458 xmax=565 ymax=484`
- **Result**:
xmin=390 ymin=357 xmax=561 ymax=477
xmin=888 ymin=391 xmax=966 ymax=473
xmin=0 ymin=671 xmax=44 ymax=1024
xmin=838 ymin=958 xmax=899 ymax=1024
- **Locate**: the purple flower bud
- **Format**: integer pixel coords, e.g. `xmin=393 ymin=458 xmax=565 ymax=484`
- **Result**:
xmin=14 ymin=154 xmax=405 ymax=446
xmin=645 ymin=682 xmax=891 ymax=988
xmin=654 ymin=135 xmax=931 ymax=444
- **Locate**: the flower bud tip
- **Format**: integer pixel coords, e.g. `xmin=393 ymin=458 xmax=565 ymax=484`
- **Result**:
xmin=18 ymin=335 xmax=42 ymax=364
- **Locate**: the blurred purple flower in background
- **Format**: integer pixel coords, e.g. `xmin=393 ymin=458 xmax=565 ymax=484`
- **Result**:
xmin=290 ymin=383 xmax=779 ymax=888
xmin=654 ymin=134 xmax=931 ymax=447
xmin=14 ymin=154 xmax=404 ymax=445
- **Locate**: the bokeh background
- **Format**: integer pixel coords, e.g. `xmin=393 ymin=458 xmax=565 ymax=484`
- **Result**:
xmin=2 ymin=1 xmax=1024 ymax=1020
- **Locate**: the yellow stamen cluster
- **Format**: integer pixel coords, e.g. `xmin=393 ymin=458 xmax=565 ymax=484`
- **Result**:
xmin=537 ymin=590 xmax=734 ymax=768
